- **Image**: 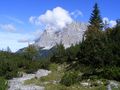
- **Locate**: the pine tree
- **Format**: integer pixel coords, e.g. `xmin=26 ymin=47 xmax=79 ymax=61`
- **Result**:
xmin=24 ymin=45 xmax=37 ymax=60
xmin=116 ymin=19 xmax=120 ymax=27
xmin=84 ymin=3 xmax=103 ymax=42
xmin=89 ymin=3 xmax=103 ymax=30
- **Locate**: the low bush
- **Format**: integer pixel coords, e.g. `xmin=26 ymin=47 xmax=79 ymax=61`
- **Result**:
xmin=0 ymin=51 xmax=51 ymax=79
xmin=60 ymin=71 xmax=79 ymax=86
xmin=100 ymin=67 xmax=120 ymax=81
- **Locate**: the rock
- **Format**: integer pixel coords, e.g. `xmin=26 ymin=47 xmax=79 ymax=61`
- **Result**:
xmin=107 ymin=84 xmax=112 ymax=90
xmin=81 ymin=82 xmax=90 ymax=87
xmin=35 ymin=69 xmax=51 ymax=78
xmin=110 ymin=81 xmax=118 ymax=88
xmin=97 ymin=80 xmax=103 ymax=85
xmin=8 ymin=69 xmax=51 ymax=90
xmin=107 ymin=80 xmax=119 ymax=90
xmin=35 ymin=22 xmax=87 ymax=49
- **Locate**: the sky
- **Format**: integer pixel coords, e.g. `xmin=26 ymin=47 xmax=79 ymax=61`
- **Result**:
xmin=0 ymin=0 xmax=119 ymax=52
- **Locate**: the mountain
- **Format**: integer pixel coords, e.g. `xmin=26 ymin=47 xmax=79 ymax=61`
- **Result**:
xmin=17 ymin=22 xmax=87 ymax=58
xmin=17 ymin=45 xmax=57 ymax=59
xmin=35 ymin=22 xmax=87 ymax=49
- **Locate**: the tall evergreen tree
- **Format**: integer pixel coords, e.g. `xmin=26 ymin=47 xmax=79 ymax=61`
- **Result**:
xmin=116 ymin=19 xmax=120 ymax=27
xmin=89 ymin=3 xmax=103 ymax=30
xmin=24 ymin=45 xmax=37 ymax=60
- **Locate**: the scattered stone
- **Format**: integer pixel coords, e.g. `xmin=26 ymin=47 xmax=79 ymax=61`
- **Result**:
xmin=110 ymin=81 xmax=118 ymax=88
xmin=107 ymin=84 xmax=112 ymax=90
xmin=8 ymin=69 xmax=51 ymax=90
xmin=97 ymin=80 xmax=103 ymax=85
xmin=35 ymin=69 xmax=51 ymax=78
xmin=81 ymin=82 xmax=90 ymax=87
xmin=43 ymin=82 xmax=49 ymax=85
xmin=106 ymin=80 xmax=119 ymax=90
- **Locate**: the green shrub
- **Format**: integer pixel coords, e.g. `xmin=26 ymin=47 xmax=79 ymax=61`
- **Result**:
xmin=5 ymin=70 xmax=18 ymax=79
xmin=100 ymin=67 xmax=120 ymax=81
xmin=0 ymin=77 xmax=7 ymax=90
xmin=25 ymin=60 xmax=50 ymax=74
xmin=49 ymin=63 xmax=58 ymax=71
xmin=0 ymin=51 xmax=51 ymax=79
xmin=60 ymin=71 xmax=79 ymax=86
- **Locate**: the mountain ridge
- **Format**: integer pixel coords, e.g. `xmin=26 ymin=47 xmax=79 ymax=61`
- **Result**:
xmin=35 ymin=22 xmax=88 ymax=49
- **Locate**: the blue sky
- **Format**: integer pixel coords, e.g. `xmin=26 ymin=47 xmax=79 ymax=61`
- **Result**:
xmin=0 ymin=0 xmax=119 ymax=52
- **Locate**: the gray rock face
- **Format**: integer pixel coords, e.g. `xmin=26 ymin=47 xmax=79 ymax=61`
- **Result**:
xmin=35 ymin=69 xmax=51 ymax=78
xmin=35 ymin=22 xmax=87 ymax=49
xmin=8 ymin=69 xmax=51 ymax=90
xmin=107 ymin=80 xmax=119 ymax=90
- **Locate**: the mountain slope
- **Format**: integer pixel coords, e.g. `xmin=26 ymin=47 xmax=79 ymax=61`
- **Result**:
xmin=35 ymin=22 xmax=87 ymax=49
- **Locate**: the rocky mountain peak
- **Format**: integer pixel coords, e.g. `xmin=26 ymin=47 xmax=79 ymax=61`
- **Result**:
xmin=35 ymin=22 xmax=88 ymax=49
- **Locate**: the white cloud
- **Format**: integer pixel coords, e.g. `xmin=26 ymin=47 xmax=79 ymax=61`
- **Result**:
xmin=6 ymin=16 xmax=24 ymax=24
xmin=29 ymin=16 xmax=35 ymax=24
xmin=103 ymin=17 xmax=117 ymax=27
xmin=32 ymin=29 xmax=44 ymax=41
xmin=71 ymin=10 xmax=83 ymax=18
xmin=103 ymin=17 xmax=109 ymax=24
xmin=109 ymin=20 xmax=117 ymax=27
xmin=33 ymin=29 xmax=43 ymax=36
xmin=29 ymin=16 xmax=41 ymax=25
xmin=18 ymin=38 xmax=31 ymax=43
xmin=18 ymin=33 xmax=35 ymax=44
xmin=29 ymin=7 xmax=73 ymax=29
xmin=0 ymin=32 xmax=32 ymax=52
xmin=18 ymin=30 xmax=42 ymax=44
xmin=0 ymin=24 xmax=16 ymax=32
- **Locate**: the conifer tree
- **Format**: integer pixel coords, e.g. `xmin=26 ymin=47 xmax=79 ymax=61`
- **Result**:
xmin=24 ymin=45 xmax=37 ymax=60
xmin=84 ymin=3 xmax=103 ymax=41
xmin=89 ymin=3 xmax=103 ymax=30
xmin=116 ymin=19 xmax=120 ymax=27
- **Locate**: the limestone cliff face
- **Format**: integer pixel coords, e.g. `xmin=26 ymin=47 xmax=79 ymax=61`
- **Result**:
xmin=35 ymin=22 xmax=87 ymax=49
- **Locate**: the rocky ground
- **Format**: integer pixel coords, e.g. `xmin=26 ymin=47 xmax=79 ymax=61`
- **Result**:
xmin=8 ymin=69 xmax=51 ymax=90
xmin=7 ymin=65 xmax=120 ymax=90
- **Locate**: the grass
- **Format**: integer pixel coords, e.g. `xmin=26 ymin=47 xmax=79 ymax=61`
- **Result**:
xmin=24 ymin=63 xmax=120 ymax=90
xmin=44 ymin=83 xmax=106 ymax=90
xmin=25 ymin=63 xmax=64 ymax=85
xmin=0 ymin=77 xmax=8 ymax=90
